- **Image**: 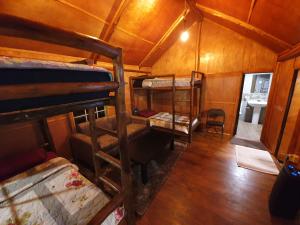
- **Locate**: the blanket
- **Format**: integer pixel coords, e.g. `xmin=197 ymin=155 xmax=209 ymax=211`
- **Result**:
xmin=0 ymin=157 xmax=122 ymax=225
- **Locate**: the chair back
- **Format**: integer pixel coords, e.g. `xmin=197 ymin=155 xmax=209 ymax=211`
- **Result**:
xmin=207 ymin=108 xmax=225 ymax=122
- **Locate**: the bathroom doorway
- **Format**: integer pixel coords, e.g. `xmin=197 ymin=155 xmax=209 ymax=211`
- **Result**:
xmin=234 ymin=73 xmax=273 ymax=142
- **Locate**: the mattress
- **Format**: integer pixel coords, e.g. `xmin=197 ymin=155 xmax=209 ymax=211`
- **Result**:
xmin=0 ymin=157 xmax=123 ymax=225
xmin=149 ymin=112 xmax=198 ymax=134
xmin=0 ymin=57 xmax=113 ymax=113
xmin=142 ymin=77 xmax=201 ymax=88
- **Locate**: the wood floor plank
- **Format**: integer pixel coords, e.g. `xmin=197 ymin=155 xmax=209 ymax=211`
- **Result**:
xmin=138 ymin=133 xmax=298 ymax=225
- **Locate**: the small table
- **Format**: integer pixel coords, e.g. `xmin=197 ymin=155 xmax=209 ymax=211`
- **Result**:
xmin=129 ymin=129 xmax=173 ymax=184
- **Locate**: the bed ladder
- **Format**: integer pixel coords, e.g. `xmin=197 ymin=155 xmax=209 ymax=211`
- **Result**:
xmin=87 ymin=107 xmax=122 ymax=192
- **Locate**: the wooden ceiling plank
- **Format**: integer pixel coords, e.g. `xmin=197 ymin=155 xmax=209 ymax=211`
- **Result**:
xmin=56 ymin=0 xmax=153 ymax=45
xmin=247 ymin=0 xmax=257 ymax=23
xmin=278 ymin=42 xmax=300 ymax=62
xmin=139 ymin=9 xmax=190 ymax=67
xmin=195 ymin=3 xmax=292 ymax=50
xmin=56 ymin=0 xmax=108 ymax=25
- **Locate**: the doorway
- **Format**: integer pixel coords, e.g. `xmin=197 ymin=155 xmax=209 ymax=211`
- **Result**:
xmin=235 ymin=73 xmax=273 ymax=142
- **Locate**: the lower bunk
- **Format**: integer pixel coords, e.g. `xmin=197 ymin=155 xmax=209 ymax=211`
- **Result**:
xmin=0 ymin=156 xmax=124 ymax=225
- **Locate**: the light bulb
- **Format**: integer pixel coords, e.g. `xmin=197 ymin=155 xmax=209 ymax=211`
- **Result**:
xmin=180 ymin=31 xmax=189 ymax=42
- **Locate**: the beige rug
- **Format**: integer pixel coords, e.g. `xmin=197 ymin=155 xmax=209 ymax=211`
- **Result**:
xmin=235 ymin=145 xmax=279 ymax=175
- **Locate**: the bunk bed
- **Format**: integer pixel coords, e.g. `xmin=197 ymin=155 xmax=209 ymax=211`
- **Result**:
xmin=129 ymin=71 xmax=203 ymax=142
xmin=0 ymin=14 xmax=134 ymax=225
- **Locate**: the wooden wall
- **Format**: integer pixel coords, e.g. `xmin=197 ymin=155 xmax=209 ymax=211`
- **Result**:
xmin=262 ymin=57 xmax=300 ymax=158
xmin=151 ymin=18 xmax=277 ymax=135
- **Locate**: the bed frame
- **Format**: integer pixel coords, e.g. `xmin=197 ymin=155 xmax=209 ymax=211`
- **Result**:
xmin=129 ymin=71 xmax=203 ymax=143
xmin=0 ymin=14 xmax=134 ymax=225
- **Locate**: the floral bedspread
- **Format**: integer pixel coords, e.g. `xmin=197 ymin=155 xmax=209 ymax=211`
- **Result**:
xmin=0 ymin=157 xmax=123 ymax=225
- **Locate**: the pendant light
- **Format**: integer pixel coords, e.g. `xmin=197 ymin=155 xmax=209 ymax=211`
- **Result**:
xmin=180 ymin=0 xmax=189 ymax=42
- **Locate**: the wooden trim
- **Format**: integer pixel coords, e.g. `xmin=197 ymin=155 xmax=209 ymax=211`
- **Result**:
xmin=195 ymin=20 xmax=203 ymax=72
xmin=233 ymin=74 xmax=246 ymax=135
xmin=0 ymin=82 xmax=118 ymax=101
xmin=195 ymin=3 xmax=292 ymax=51
xmin=247 ymin=0 xmax=257 ymax=23
xmin=139 ymin=10 xmax=189 ymax=67
xmin=0 ymin=14 xmax=120 ymax=59
xmin=278 ymin=42 xmax=300 ymax=62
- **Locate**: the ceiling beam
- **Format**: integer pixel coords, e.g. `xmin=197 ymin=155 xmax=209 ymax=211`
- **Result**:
xmin=139 ymin=9 xmax=198 ymax=67
xmin=247 ymin=0 xmax=257 ymax=23
xmin=91 ymin=0 xmax=130 ymax=62
xmin=278 ymin=42 xmax=300 ymax=62
xmin=195 ymin=3 xmax=292 ymax=52
xmin=101 ymin=0 xmax=130 ymax=42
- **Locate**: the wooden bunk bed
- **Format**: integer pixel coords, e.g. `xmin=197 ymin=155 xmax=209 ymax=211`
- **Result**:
xmin=0 ymin=14 xmax=134 ymax=225
xmin=129 ymin=71 xmax=203 ymax=143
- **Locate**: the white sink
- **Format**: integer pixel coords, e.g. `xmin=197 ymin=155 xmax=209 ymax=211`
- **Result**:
xmin=247 ymin=100 xmax=267 ymax=124
xmin=247 ymin=99 xmax=267 ymax=107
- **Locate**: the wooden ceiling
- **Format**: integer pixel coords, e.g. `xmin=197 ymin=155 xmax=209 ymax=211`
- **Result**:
xmin=0 ymin=0 xmax=299 ymax=66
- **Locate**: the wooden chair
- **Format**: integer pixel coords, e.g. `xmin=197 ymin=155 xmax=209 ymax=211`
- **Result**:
xmin=206 ymin=109 xmax=225 ymax=135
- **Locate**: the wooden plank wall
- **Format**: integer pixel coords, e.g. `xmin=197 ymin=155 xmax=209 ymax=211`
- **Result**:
xmin=204 ymin=72 xmax=242 ymax=134
xmin=0 ymin=122 xmax=43 ymax=159
xmin=152 ymin=18 xmax=277 ymax=135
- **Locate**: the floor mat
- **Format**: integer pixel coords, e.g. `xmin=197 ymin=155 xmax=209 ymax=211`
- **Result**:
xmin=235 ymin=145 xmax=279 ymax=175
xmin=134 ymin=142 xmax=187 ymax=216
xmin=231 ymin=137 xmax=268 ymax=150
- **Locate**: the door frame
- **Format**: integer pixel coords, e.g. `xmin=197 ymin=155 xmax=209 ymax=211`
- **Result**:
xmin=233 ymin=72 xmax=273 ymax=137
xmin=233 ymin=74 xmax=245 ymax=135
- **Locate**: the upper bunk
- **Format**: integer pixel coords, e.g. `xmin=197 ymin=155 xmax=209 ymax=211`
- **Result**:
xmin=0 ymin=14 xmax=124 ymax=125
xmin=130 ymin=71 xmax=203 ymax=91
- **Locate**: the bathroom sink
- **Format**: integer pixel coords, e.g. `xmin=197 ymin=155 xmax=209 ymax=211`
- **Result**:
xmin=247 ymin=99 xmax=267 ymax=107
xmin=247 ymin=100 xmax=267 ymax=124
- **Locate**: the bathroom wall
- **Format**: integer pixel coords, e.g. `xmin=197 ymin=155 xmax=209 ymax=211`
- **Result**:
xmin=239 ymin=73 xmax=272 ymax=121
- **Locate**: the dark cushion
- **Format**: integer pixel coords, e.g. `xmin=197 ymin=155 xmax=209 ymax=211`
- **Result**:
xmin=0 ymin=148 xmax=47 ymax=181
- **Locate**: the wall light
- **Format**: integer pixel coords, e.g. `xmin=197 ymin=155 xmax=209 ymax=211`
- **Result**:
xmin=180 ymin=30 xmax=189 ymax=42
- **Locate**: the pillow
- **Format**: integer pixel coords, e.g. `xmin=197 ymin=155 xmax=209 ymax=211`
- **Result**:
xmin=0 ymin=148 xmax=47 ymax=182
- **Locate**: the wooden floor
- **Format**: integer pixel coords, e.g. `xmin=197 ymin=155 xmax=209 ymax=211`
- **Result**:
xmin=138 ymin=133 xmax=297 ymax=225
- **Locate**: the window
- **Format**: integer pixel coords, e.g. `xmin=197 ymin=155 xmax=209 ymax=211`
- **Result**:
xmin=73 ymin=106 xmax=105 ymax=125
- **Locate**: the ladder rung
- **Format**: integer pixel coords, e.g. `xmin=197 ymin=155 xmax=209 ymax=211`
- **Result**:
xmin=97 ymin=127 xmax=118 ymax=138
xmin=99 ymin=175 xmax=121 ymax=192
xmin=96 ymin=151 xmax=121 ymax=169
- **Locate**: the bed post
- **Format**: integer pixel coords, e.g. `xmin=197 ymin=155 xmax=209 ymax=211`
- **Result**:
xmin=113 ymin=49 xmax=135 ymax=225
xmin=189 ymin=71 xmax=196 ymax=143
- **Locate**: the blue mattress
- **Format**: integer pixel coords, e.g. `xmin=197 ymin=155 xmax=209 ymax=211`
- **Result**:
xmin=0 ymin=57 xmax=113 ymax=113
